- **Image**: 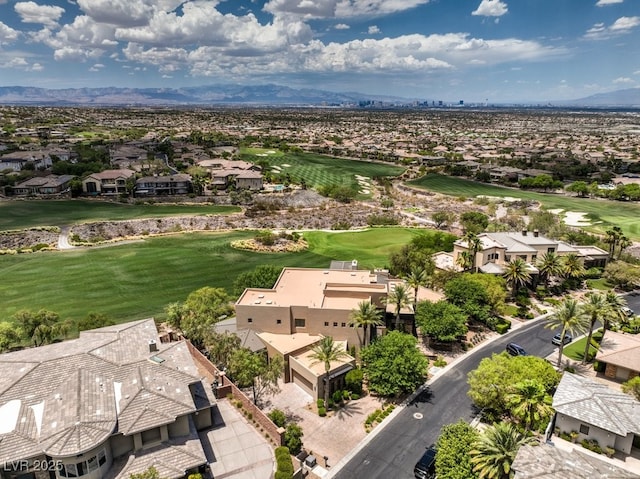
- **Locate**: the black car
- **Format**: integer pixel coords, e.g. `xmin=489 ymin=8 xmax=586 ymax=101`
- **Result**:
xmin=552 ymin=333 xmax=572 ymax=346
xmin=506 ymin=342 xmax=527 ymax=356
xmin=414 ymin=445 xmax=437 ymax=479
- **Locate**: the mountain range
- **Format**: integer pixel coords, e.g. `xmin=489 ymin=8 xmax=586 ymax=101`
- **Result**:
xmin=0 ymin=84 xmax=638 ymax=108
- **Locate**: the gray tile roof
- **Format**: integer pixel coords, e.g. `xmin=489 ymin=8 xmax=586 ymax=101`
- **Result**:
xmin=0 ymin=319 xmax=214 ymax=464
xmin=552 ymin=373 xmax=640 ymax=436
xmin=513 ymin=444 xmax=639 ymax=478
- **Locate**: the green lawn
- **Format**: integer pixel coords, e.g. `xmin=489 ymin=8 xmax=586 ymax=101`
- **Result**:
xmin=0 ymin=227 xmax=418 ymax=325
xmin=408 ymin=174 xmax=640 ymax=240
xmin=562 ymin=329 xmax=603 ymax=362
xmin=0 ymin=200 xmax=241 ymax=231
xmin=241 ymin=148 xmax=405 ymax=193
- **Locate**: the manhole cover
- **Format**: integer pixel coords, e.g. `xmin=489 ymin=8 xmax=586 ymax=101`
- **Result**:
xmin=413 ymin=412 xmax=423 ymax=420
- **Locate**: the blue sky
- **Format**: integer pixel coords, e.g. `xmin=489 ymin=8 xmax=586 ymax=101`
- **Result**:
xmin=0 ymin=0 xmax=638 ymax=102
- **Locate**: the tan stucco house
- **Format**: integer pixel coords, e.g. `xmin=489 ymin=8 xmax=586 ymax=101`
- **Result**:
xmin=596 ymin=331 xmax=640 ymax=382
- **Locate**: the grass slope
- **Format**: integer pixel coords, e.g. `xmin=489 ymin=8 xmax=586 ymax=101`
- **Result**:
xmin=0 ymin=228 xmax=418 ymax=324
xmin=409 ymin=174 xmax=640 ymax=240
xmin=242 ymin=148 xmax=405 ymax=192
xmin=0 ymin=200 xmax=241 ymax=231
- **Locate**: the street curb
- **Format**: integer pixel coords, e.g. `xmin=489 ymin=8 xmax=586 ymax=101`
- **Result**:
xmin=325 ymin=312 xmax=553 ymax=478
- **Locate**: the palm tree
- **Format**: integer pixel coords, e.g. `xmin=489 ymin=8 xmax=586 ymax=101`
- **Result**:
xmin=536 ymin=251 xmax=563 ymax=288
xmin=456 ymin=250 xmax=474 ymax=271
xmin=309 ymin=336 xmax=351 ymax=407
xmin=470 ymin=422 xmax=538 ymax=479
xmin=348 ymin=301 xmax=384 ymax=348
xmin=604 ymin=226 xmax=624 ymax=259
xmin=561 ymin=253 xmax=586 ymax=283
xmin=464 ymin=232 xmax=482 ymax=273
xmin=546 ymin=298 xmax=589 ymax=368
xmin=503 ymin=258 xmax=531 ymax=298
xmin=580 ymin=292 xmax=607 ymax=364
xmin=505 ymin=379 xmax=553 ymax=432
xmin=602 ymin=291 xmax=629 ymax=342
xmin=618 ymin=235 xmax=632 ymax=260
xmin=404 ymin=266 xmax=429 ymax=312
xmin=384 ymin=283 xmax=413 ymax=332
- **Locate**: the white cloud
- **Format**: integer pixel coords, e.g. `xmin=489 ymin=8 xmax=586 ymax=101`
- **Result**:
xmin=472 ymin=0 xmax=508 ymax=17
xmin=610 ymin=16 xmax=640 ymax=31
xmin=76 ymin=0 xmax=184 ymax=27
xmin=263 ymin=0 xmax=431 ymax=19
xmin=613 ymin=76 xmax=634 ymax=84
xmin=1 ymin=56 xmax=43 ymax=71
xmin=596 ymin=0 xmax=624 ymax=5
xmin=0 ymin=22 xmax=20 ymax=44
xmin=15 ymin=2 xmax=65 ymax=27
xmin=335 ymin=23 xmax=350 ymax=30
xmin=368 ymin=25 xmax=380 ymax=34
xmin=89 ymin=63 xmax=105 ymax=72
xmin=585 ymin=16 xmax=640 ymax=39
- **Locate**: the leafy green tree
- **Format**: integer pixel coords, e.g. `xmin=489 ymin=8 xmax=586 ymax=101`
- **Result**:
xmin=444 ymin=275 xmax=491 ymax=323
xmin=205 ymin=331 xmax=241 ymax=370
xmin=432 ymin=211 xmax=454 ymax=229
xmin=232 ymin=264 xmax=283 ymax=297
xmin=129 ymin=466 xmax=162 ymax=479
xmin=603 ymin=261 xmax=640 ymax=291
xmin=228 ymin=348 xmax=283 ymax=405
xmin=470 ymin=422 xmax=537 ymax=479
xmin=309 ymin=336 xmax=351 ymax=406
xmin=415 ymin=300 xmax=468 ymax=343
xmin=546 ymin=298 xmax=589 ymax=368
xmin=621 ymin=376 xmax=640 ymax=401
xmin=78 ymin=313 xmax=114 ymax=332
xmin=345 ymin=368 xmax=364 ymax=395
xmin=388 ymin=231 xmax=452 ymax=276
xmin=12 ymin=309 xmax=65 ymax=347
xmin=467 ymin=354 xmax=559 ymax=417
xmin=464 ymin=274 xmax=507 ymax=316
xmin=566 ymin=181 xmax=589 ymax=197
xmin=460 ymin=211 xmax=489 ymax=235
xmin=580 ymin=292 xmax=607 ymax=364
xmin=505 ymin=379 xmax=553 ymax=431
xmin=360 ymin=331 xmax=428 ymax=397
xmin=436 ymin=420 xmax=479 ymax=479
xmin=348 ymin=301 xmax=384 ymax=348
xmin=0 ymin=322 xmax=21 ymax=352
xmin=267 ymin=409 xmax=287 ymax=428
xmin=383 ymin=283 xmax=413 ymax=331
xmin=165 ymin=287 xmax=233 ymax=346
xmin=502 ymin=259 xmax=531 ymax=297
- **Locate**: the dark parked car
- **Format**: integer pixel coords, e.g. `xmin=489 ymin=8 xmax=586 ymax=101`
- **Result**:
xmin=552 ymin=333 xmax=573 ymax=346
xmin=506 ymin=342 xmax=527 ymax=356
xmin=414 ymin=445 xmax=437 ymax=479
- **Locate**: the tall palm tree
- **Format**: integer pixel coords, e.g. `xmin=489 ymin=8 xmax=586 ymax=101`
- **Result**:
xmin=561 ymin=253 xmax=586 ymax=283
xmin=604 ymin=226 xmax=624 ymax=259
xmin=505 ymin=379 xmax=553 ymax=432
xmin=602 ymin=291 xmax=629 ymax=342
xmin=404 ymin=266 xmax=429 ymax=312
xmin=464 ymin=232 xmax=482 ymax=273
xmin=536 ymin=251 xmax=563 ymax=288
xmin=309 ymin=336 xmax=351 ymax=407
xmin=580 ymin=292 xmax=607 ymax=364
xmin=470 ymin=422 xmax=538 ymax=479
xmin=384 ymin=283 xmax=413 ymax=332
xmin=348 ymin=301 xmax=384 ymax=348
xmin=546 ymin=298 xmax=589 ymax=368
xmin=618 ymin=235 xmax=632 ymax=260
xmin=503 ymin=258 xmax=531 ymax=298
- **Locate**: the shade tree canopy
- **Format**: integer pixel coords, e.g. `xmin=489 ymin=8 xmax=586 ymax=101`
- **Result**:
xmin=415 ymin=300 xmax=468 ymax=343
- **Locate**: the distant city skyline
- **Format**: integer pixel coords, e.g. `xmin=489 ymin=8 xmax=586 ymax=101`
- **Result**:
xmin=0 ymin=0 xmax=638 ymax=103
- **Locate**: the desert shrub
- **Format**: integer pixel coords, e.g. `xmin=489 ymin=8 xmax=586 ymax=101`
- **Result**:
xmin=495 ymin=319 xmax=511 ymax=334
xmin=581 ymin=439 xmax=602 ymax=454
xmin=317 ymin=398 xmax=325 ymax=409
xmin=332 ymin=390 xmax=344 ymax=404
xmin=351 ymin=393 xmax=360 ymax=400
xmin=268 ymin=409 xmax=287 ymax=428
xmin=275 ymin=446 xmax=294 ymax=479
xmin=255 ymin=230 xmax=275 ymax=245
xmin=366 ymin=214 xmax=399 ymax=226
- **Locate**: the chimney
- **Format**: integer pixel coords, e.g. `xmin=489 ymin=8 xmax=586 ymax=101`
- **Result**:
xmin=351 ymin=259 xmax=358 ymax=270
xmin=148 ymin=339 xmax=158 ymax=353
xmin=522 ymin=229 xmax=527 ymax=236
xmin=533 ymin=229 xmax=539 ymax=237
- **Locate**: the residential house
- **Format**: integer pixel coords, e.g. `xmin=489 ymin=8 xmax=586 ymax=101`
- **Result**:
xmin=552 ymin=373 xmax=640 ymax=455
xmin=235 ymin=266 xmax=442 ymax=399
xmin=135 ymin=174 xmax=191 ymax=196
xmin=12 ymin=174 xmax=75 ymax=196
xmin=595 ymin=331 xmax=640 ymax=382
xmin=512 ymin=443 xmax=638 ymax=478
xmin=0 ymin=151 xmax=52 ymax=172
xmin=197 ymin=159 xmax=263 ymax=191
xmin=110 ymin=145 xmax=148 ymax=171
xmin=0 ymin=319 xmax=217 ymax=479
xmin=434 ymin=230 xmax=609 ymax=274
xmin=82 ymin=169 xmax=136 ymax=196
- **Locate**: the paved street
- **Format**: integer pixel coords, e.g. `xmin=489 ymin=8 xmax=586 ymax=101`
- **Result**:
xmin=329 ymin=319 xmax=558 ymax=479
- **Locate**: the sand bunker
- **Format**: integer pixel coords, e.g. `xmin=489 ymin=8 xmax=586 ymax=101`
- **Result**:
xmin=548 ymin=209 xmax=592 ymax=227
